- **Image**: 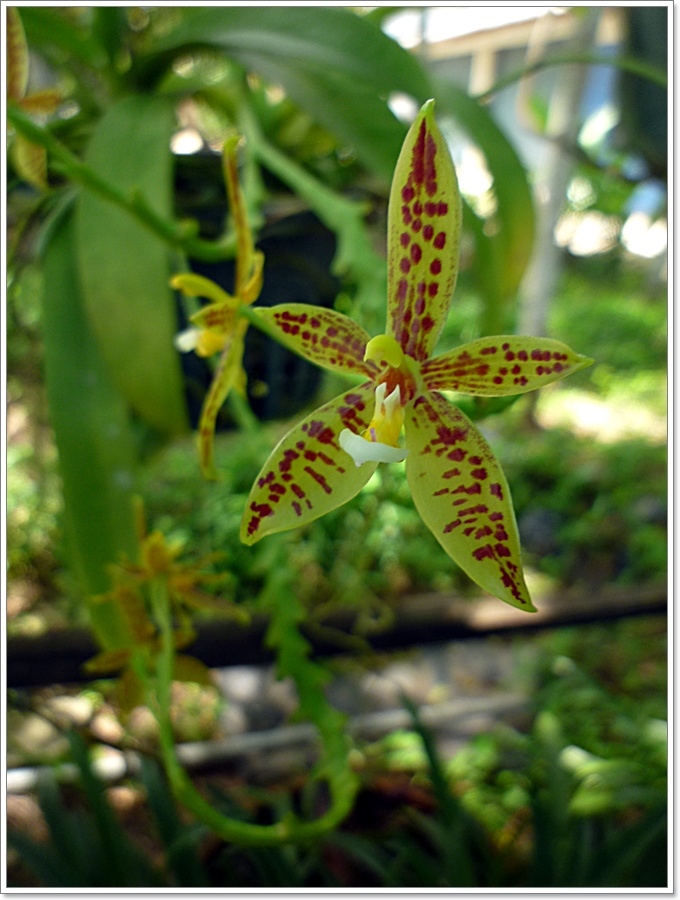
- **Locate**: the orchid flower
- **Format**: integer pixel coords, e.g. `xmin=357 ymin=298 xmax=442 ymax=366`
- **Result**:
xmin=239 ymin=100 xmax=592 ymax=611
xmin=173 ymin=135 xmax=264 ymax=479
xmin=85 ymin=507 xmax=241 ymax=712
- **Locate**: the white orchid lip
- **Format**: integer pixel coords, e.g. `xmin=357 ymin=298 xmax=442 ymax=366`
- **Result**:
xmin=339 ymin=428 xmax=408 ymax=467
xmin=174 ymin=327 xmax=199 ymax=352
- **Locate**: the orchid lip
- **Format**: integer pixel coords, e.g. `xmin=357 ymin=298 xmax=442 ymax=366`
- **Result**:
xmin=174 ymin=328 xmax=199 ymax=352
xmin=339 ymin=428 xmax=408 ymax=467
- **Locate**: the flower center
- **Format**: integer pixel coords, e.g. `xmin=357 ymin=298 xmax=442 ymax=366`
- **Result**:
xmin=339 ymin=334 xmax=412 ymax=467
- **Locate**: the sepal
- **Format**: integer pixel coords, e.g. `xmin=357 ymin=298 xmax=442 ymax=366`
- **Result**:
xmin=422 ymin=336 xmax=593 ymax=396
xmin=405 ymin=390 xmax=534 ymax=611
xmin=241 ymin=382 xmax=379 ymax=543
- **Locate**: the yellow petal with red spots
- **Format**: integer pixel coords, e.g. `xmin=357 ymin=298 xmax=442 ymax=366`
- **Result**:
xmin=190 ymin=299 xmax=240 ymax=337
xmin=405 ymin=390 xmax=534 ymax=611
xmin=197 ymin=332 xmax=247 ymax=480
xmin=387 ymin=100 xmax=462 ymax=362
xmin=421 ymin=336 xmax=593 ymax=396
xmin=241 ymin=382 xmax=379 ymax=544
xmin=254 ymin=304 xmax=379 ymax=378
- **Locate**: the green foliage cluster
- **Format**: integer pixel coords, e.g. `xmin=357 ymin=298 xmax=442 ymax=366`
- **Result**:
xmin=448 ymin=617 xmax=666 ymax=826
xmin=498 ymin=426 xmax=666 ymax=586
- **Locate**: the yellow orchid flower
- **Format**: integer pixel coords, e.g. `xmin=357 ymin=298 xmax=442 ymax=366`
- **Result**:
xmin=172 ymin=136 xmax=264 ymax=479
xmin=85 ymin=501 xmax=245 ymax=708
xmin=239 ymin=100 xmax=593 ymax=611
xmin=7 ymin=7 xmax=61 ymax=190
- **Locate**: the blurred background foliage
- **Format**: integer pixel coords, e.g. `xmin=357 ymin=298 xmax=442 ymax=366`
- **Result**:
xmin=6 ymin=5 xmax=667 ymax=889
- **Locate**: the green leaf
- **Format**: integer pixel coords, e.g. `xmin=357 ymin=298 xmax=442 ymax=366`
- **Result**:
xmin=75 ymin=94 xmax=189 ymax=434
xmin=254 ymin=65 xmax=409 ymax=180
xmin=434 ymin=81 xmax=536 ymax=331
xmin=19 ymin=7 xmax=108 ymax=70
xmin=67 ymin=731 xmax=163 ymax=886
xmin=139 ymin=756 xmax=210 ymax=887
xmin=142 ymin=7 xmax=432 ymax=179
xmin=150 ymin=6 xmax=430 ymax=95
xmin=42 ymin=205 xmax=138 ymax=646
xmin=7 ymin=827 xmax=73 ymax=888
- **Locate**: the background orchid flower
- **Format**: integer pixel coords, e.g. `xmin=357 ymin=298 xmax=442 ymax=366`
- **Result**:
xmin=173 ymin=135 xmax=264 ymax=479
xmin=239 ymin=100 xmax=592 ymax=611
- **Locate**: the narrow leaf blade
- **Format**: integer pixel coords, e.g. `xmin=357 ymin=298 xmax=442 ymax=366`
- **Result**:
xmin=76 ymin=94 xmax=188 ymax=434
xmin=434 ymin=82 xmax=536 ymax=314
xmin=42 ymin=208 xmax=139 ymax=646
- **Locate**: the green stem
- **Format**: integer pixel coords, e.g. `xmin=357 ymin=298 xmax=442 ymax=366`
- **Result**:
xmin=148 ymin=572 xmax=356 ymax=847
xmin=474 ymin=52 xmax=667 ymax=103
xmin=7 ymin=104 xmax=234 ymax=263
xmin=226 ymin=388 xmax=259 ymax=433
xmin=234 ymin=93 xmax=383 ymax=286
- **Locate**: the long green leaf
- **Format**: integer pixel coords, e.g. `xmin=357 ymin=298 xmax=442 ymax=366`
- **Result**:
xmin=7 ymin=828 xmax=73 ymax=887
xmin=19 ymin=6 xmax=108 ymax=70
xmin=142 ymin=7 xmax=432 ymax=179
xmin=140 ymin=757 xmax=210 ymax=887
xmin=249 ymin=65 xmax=410 ymax=180
xmin=42 ymin=206 xmax=137 ymax=647
xmin=434 ymin=80 xmax=536 ymax=330
xmin=76 ymin=94 xmax=188 ymax=434
xmin=149 ymin=6 xmax=430 ymax=95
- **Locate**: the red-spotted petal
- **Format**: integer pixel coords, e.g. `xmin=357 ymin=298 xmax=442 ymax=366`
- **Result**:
xmin=387 ymin=100 xmax=462 ymax=362
xmin=241 ymin=382 xmax=378 ymax=544
xmin=190 ymin=299 xmax=239 ymax=335
xmin=197 ymin=330 xmax=247 ymax=480
xmin=405 ymin=390 xmax=534 ymax=611
xmin=254 ymin=304 xmax=379 ymax=378
xmin=421 ymin=336 xmax=593 ymax=396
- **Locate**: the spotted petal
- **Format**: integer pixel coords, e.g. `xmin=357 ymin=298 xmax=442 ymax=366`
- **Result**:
xmin=197 ymin=329 xmax=247 ymax=480
xmin=421 ymin=336 xmax=593 ymax=396
xmin=241 ymin=382 xmax=378 ymax=544
xmin=254 ymin=304 xmax=378 ymax=378
xmin=405 ymin=390 xmax=534 ymax=611
xmin=190 ymin=299 xmax=239 ymax=335
xmin=387 ymin=100 xmax=462 ymax=362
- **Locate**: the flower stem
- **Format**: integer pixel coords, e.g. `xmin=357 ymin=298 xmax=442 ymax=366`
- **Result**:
xmin=147 ymin=572 xmax=355 ymax=847
xmin=7 ymin=104 xmax=234 ymax=263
